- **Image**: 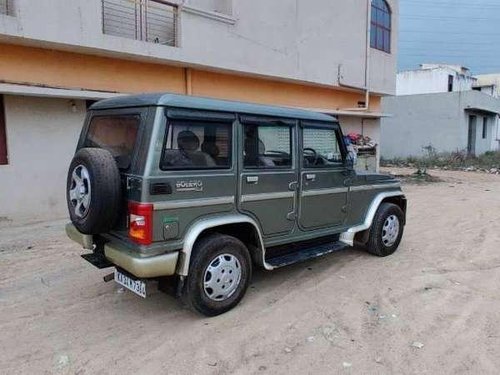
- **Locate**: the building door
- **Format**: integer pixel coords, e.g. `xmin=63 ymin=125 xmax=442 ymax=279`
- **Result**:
xmin=238 ymin=117 xmax=297 ymax=237
xmin=298 ymin=123 xmax=348 ymax=230
xmin=468 ymin=115 xmax=477 ymax=156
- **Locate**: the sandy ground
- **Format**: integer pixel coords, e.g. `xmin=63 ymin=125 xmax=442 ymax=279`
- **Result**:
xmin=1 ymin=168 xmax=500 ymax=375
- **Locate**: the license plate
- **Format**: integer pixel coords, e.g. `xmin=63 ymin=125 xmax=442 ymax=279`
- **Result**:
xmin=114 ymin=269 xmax=146 ymax=298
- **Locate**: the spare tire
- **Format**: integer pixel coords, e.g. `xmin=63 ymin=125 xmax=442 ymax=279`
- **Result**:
xmin=66 ymin=148 xmax=122 ymax=234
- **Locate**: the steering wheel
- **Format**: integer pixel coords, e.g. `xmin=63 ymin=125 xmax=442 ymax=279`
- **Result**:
xmin=303 ymin=147 xmax=318 ymax=166
xmin=265 ymin=150 xmax=289 ymax=157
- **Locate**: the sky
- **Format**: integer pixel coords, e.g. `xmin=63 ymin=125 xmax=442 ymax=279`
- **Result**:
xmin=398 ymin=0 xmax=500 ymax=74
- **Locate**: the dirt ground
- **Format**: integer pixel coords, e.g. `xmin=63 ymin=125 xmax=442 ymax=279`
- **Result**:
xmin=1 ymin=168 xmax=500 ymax=375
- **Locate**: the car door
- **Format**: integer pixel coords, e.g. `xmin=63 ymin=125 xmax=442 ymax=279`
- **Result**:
xmin=238 ymin=116 xmax=298 ymax=237
xmin=298 ymin=121 xmax=349 ymax=230
xmin=149 ymin=109 xmax=238 ymax=242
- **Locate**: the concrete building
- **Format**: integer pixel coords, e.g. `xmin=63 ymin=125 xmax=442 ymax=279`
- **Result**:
xmin=382 ymin=91 xmax=500 ymax=159
xmin=0 ymin=0 xmax=399 ymax=223
xmin=475 ymin=74 xmax=500 ymax=98
xmin=396 ymin=64 xmax=477 ymax=96
xmin=382 ymin=64 xmax=500 ymax=159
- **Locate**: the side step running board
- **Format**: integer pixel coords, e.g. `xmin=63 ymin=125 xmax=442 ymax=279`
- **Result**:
xmin=266 ymin=241 xmax=348 ymax=268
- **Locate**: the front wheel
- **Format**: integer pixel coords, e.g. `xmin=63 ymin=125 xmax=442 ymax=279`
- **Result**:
xmin=365 ymin=203 xmax=405 ymax=257
xmin=181 ymin=234 xmax=252 ymax=317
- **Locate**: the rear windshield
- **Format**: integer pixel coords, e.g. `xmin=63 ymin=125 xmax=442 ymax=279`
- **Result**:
xmin=84 ymin=115 xmax=140 ymax=169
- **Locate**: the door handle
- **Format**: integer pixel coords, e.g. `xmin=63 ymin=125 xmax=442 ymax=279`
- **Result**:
xmin=246 ymin=176 xmax=259 ymax=184
xmin=305 ymin=174 xmax=316 ymax=181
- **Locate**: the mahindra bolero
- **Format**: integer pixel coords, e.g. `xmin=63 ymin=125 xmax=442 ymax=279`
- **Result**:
xmin=66 ymin=93 xmax=406 ymax=316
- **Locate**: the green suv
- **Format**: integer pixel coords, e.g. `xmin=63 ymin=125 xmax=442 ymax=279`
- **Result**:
xmin=66 ymin=93 xmax=407 ymax=316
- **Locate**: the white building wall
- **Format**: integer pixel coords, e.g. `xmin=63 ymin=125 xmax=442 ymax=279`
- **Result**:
xmin=0 ymin=96 xmax=86 ymax=223
xmin=476 ymin=85 xmax=496 ymax=97
xmin=381 ymin=93 xmax=466 ymax=158
xmin=188 ymin=0 xmax=233 ymax=15
xmin=397 ymin=68 xmax=476 ymax=96
xmin=0 ymin=0 xmax=398 ymax=95
xmin=476 ymin=74 xmax=500 ymax=98
xmin=381 ymin=91 xmax=500 ymax=159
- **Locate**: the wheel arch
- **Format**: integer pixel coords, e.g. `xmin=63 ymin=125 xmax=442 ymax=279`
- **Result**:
xmin=380 ymin=195 xmax=407 ymax=225
xmin=176 ymin=214 xmax=271 ymax=276
xmin=340 ymin=191 xmax=406 ymax=246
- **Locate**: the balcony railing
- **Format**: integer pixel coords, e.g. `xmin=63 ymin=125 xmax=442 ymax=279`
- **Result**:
xmin=0 ymin=0 xmax=13 ymax=15
xmin=102 ymin=0 xmax=178 ymax=47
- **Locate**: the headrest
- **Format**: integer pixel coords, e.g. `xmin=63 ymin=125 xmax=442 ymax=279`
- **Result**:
xmin=178 ymin=130 xmax=199 ymax=152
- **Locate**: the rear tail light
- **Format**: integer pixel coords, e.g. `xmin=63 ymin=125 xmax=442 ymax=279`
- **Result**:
xmin=128 ymin=201 xmax=153 ymax=245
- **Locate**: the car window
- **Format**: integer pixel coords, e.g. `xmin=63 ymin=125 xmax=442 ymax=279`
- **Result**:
xmin=160 ymin=121 xmax=232 ymax=170
xmin=84 ymin=115 xmax=140 ymax=169
xmin=243 ymin=124 xmax=292 ymax=169
xmin=303 ymin=127 xmax=343 ymax=168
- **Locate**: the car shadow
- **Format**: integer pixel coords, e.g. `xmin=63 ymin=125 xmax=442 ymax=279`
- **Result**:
xmin=110 ymin=246 xmax=374 ymax=319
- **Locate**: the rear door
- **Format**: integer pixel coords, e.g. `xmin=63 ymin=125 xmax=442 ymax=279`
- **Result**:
xmin=148 ymin=109 xmax=237 ymax=242
xmin=298 ymin=122 xmax=349 ymax=230
xmin=238 ymin=116 xmax=298 ymax=237
xmin=79 ymin=107 xmax=150 ymax=232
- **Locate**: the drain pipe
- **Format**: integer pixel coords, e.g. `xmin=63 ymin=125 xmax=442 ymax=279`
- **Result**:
xmin=338 ymin=0 xmax=371 ymax=111
xmin=363 ymin=0 xmax=371 ymax=110
xmin=185 ymin=67 xmax=193 ymax=96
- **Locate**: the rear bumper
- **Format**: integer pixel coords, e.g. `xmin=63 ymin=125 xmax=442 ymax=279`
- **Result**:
xmin=104 ymin=244 xmax=178 ymax=278
xmin=65 ymin=223 xmax=179 ymax=278
xmin=65 ymin=222 xmax=94 ymax=250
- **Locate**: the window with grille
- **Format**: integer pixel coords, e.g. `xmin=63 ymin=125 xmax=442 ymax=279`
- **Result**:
xmin=102 ymin=0 xmax=178 ymax=46
xmin=370 ymin=0 xmax=391 ymax=53
xmin=0 ymin=0 xmax=13 ymax=15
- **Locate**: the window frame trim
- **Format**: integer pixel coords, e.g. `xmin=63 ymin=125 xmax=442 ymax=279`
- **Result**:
xmin=241 ymin=119 xmax=296 ymax=171
xmin=300 ymin=122 xmax=348 ymax=170
xmin=159 ymin=117 xmax=235 ymax=172
xmin=84 ymin=113 xmax=143 ymax=171
xmin=79 ymin=107 xmax=150 ymax=173
xmin=370 ymin=0 xmax=392 ymax=54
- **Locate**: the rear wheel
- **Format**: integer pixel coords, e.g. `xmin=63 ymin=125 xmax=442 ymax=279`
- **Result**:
xmin=365 ymin=203 xmax=404 ymax=257
xmin=182 ymin=233 xmax=252 ymax=316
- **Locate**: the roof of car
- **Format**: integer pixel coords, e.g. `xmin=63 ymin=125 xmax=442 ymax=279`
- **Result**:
xmin=91 ymin=93 xmax=337 ymax=122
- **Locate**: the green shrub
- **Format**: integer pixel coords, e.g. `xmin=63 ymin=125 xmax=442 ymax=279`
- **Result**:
xmin=381 ymin=146 xmax=500 ymax=171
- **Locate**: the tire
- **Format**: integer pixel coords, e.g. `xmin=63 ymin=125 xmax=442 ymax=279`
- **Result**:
xmin=182 ymin=233 xmax=252 ymax=317
xmin=365 ymin=202 xmax=405 ymax=257
xmin=66 ymin=148 xmax=122 ymax=234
